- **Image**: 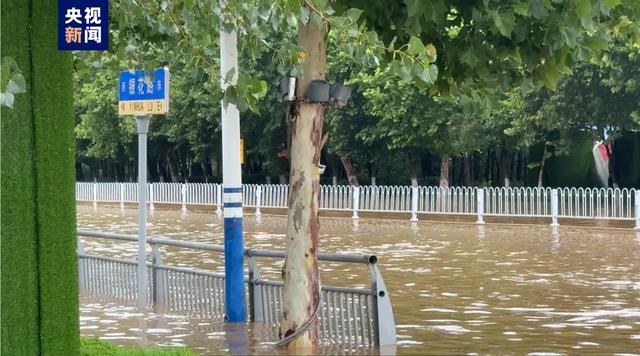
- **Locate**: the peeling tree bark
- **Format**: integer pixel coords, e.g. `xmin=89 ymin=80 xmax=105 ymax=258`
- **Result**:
xmin=280 ymin=17 xmax=326 ymax=351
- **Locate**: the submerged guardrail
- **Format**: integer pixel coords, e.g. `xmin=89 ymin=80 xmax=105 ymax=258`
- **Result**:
xmin=77 ymin=182 xmax=640 ymax=229
xmin=77 ymin=230 xmax=397 ymax=347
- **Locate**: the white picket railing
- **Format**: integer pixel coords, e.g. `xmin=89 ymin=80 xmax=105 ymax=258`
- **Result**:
xmin=76 ymin=182 xmax=640 ymax=229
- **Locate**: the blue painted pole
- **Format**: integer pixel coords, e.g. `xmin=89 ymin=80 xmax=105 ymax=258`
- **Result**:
xmin=220 ymin=13 xmax=246 ymax=322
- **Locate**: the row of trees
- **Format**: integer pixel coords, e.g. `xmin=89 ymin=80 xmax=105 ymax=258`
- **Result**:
xmin=76 ymin=38 xmax=639 ymax=188
xmin=75 ymin=1 xmax=640 ymax=190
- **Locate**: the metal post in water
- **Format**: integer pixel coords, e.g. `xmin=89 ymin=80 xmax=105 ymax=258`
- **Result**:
xmin=352 ymin=186 xmax=360 ymax=219
xmin=149 ymin=183 xmax=155 ymax=211
xmin=216 ymin=184 xmax=223 ymax=215
xmin=255 ymin=185 xmax=262 ymax=216
xmin=476 ymin=189 xmax=485 ymax=225
xmin=181 ymin=183 xmax=187 ymax=213
xmin=136 ymin=116 xmax=150 ymax=310
xmin=635 ymin=190 xmax=640 ymax=231
xmin=220 ymin=13 xmax=246 ymax=322
xmin=550 ymin=188 xmax=559 ymax=227
xmin=93 ymin=180 xmax=97 ymax=209
xmin=120 ymin=182 xmax=125 ymax=211
xmin=410 ymin=186 xmax=418 ymax=222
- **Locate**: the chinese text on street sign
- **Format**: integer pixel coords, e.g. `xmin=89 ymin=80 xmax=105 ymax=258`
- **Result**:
xmin=58 ymin=0 xmax=108 ymax=51
xmin=118 ymin=68 xmax=170 ymax=116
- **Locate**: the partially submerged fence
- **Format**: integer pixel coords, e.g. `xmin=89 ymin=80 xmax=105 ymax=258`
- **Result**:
xmin=76 ymin=182 xmax=640 ymax=229
xmin=77 ymin=230 xmax=396 ymax=347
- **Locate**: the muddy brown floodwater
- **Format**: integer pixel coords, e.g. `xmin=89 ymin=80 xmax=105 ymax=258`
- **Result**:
xmin=77 ymin=205 xmax=640 ymax=355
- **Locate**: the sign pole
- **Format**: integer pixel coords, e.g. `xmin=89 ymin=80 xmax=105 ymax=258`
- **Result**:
xmin=118 ymin=67 xmax=168 ymax=311
xmin=220 ymin=14 xmax=246 ymax=322
xmin=136 ymin=116 xmax=150 ymax=311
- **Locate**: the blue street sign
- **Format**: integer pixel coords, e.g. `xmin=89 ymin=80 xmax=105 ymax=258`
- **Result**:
xmin=118 ymin=68 xmax=169 ymax=116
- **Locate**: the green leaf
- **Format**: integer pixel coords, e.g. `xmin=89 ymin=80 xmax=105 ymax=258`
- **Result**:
xmin=7 ymin=74 xmax=26 ymax=94
xmin=513 ymin=3 xmax=529 ymax=16
xmin=601 ymin=0 xmax=622 ymax=13
xmin=576 ymin=0 xmax=592 ymax=18
xmin=344 ymin=8 xmax=363 ymax=22
xmin=560 ymin=27 xmax=578 ymax=48
xmin=407 ymin=36 xmax=425 ymax=55
xmin=492 ymin=9 xmax=515 ymax=38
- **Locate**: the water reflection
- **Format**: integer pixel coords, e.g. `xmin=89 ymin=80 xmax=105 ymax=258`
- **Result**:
xmin=550 ymin=226 xmax=560 ymax=254
xmin=77 ymin=206 xmax=640 ymax=354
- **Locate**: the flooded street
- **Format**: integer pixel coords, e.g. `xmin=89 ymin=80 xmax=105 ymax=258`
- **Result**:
xmin=77 ymin=205 xmax=640 ymax=355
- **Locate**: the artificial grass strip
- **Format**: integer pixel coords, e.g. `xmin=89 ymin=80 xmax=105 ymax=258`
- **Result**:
xmin=30 ymin=0 xmax=80 ymax=354
xmin=1 ymin=0 xmax=79 ymax=355
xmin=80 ymin=338 xmax=198 ymax=356
xmin=0 ymin=0 xmax=40 ymax=355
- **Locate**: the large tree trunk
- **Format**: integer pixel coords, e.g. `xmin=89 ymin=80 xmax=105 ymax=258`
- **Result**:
xmin=463 ymin=154 xmax=471 ymax=186
xmin=340 ymin=156 xmax=359 ymax=186
xmin=499 ymin=148 xmax=511 ymax=187
xmin=538 ymin=143 xmax=547 ymax=187
xmin=165 ymin=150 xmax=179 ymax=183
xmin=409 ymin=154 xmax=419 ymax=187
xmin=210 ymin=157 xmax=219 ymax=179
xmin=439 ymin=154 xmax=450 ymax=187
xmin=280 ymin=17 xmax=325 ymax=350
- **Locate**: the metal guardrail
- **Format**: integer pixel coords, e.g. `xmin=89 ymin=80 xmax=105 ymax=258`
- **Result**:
xmin=77 ymin=230 xmax=396 ymax=346
xmin=77 ymin=182 xmax=640 ymax=228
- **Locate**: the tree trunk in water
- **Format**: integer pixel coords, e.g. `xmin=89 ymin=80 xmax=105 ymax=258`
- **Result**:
xmin=439 ymin=154 xmax=450 ymax=187
xmin=499 ymin=148 xmax=511 ymax=187
xmin=280 ymin=17 xmax=325 ymax=350
xmin=340 ymin=157 xmax=359 ymax=186
xmin=371 ymin=176 xmax=376 ymax=186
xmin=165 ymin=150 xmax=179 ymax=183
xmin=538 ymin=143 xmax=547 ymax=187
xmin=409 ymin=154 xmax=419 ymax=187
xmin=200 ymin=162 xmax=208 ymax=183
xmin=210 ymin=158 xmax=219 ymax=180
xmin=463 ymin=155 xmax=471 ymax=186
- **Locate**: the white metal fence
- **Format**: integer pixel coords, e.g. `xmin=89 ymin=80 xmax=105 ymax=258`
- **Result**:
xmin=77 ymin=182 xmax=640 ymax=229
xmin=77 ymin=230 xmax=396 ymax=346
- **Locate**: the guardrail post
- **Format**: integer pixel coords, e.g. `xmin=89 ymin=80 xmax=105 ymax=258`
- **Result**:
xmin=247 ymin=256 xmax=264 ymax=322
xmin=369 ymin=262 xmax=397 ymax=346
xmin=119 ymin=183 xmax=125 ymax=210
xmin=635 ymin=190 xmax=640 ymax=231
xmin=550 ymin=188 xmax=559 ymax=227
xmin=476 ymin=189 xmax=485 ymax=225
xmin=181 ymin=183 xmax=187 ymax=213
xmin=255 ymin=186 xmax=262 ymax=216
xmin=216 ymin=184 xmax=223 ymax=214
xmin=410 ymin=186 xmax=419 ymax=222
xmin=352 ymin=186 xmax=360 ymax=219
xmin=77 ymin=237 xmax=85 ymax=290
xmin=151 ymin=244 xmax=165 ymax=307
xmin=92 ymin=181 xmax=97 ymax=209
xmin=149 ymin=183 xmax=155 ymax=211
